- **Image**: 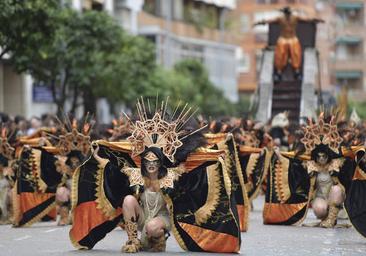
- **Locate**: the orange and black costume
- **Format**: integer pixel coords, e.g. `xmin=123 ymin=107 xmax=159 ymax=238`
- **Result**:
xmin=70 ymin=141 xmax=242 ymax=252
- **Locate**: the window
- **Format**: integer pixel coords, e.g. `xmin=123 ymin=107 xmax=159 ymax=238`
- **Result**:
xmin=143 ymin=0 xmax=162 ymax=16
xmin=253 ymin=11 xmax=279 ymax=33
xmin=335 ymin=4 xmax=364 ymax=27
xmin=83 ymin=0 xmax=104 ymax=11
xmin=115 ymin=7 xmax=132 ymax=31
xmin=173 ymin=0 xmax=183 ymax=20
xmin=180 ymin=43 xmax=204 ymax=62
xmin=236 ymin=48 xmax=250 ymax=73
xmin=240 ymin=15 xmax=250 ymax=33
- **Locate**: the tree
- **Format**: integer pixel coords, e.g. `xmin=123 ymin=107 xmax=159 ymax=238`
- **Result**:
xmin=1 ymin=0 xmax=159 ymax=117
xmin=93 ymin=34 xmax=157 ymax=112
xmin=57 ymin=9 xmax=128 ymax=114
xmin=173 ymin=59 xmax=236 ymax=117
xmin=0 ymin=0 xmax=59 ymax=59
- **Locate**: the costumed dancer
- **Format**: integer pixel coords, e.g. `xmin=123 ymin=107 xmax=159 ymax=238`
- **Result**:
xmin=263 ymin=114 xmax=360 ymax=229
xmin=204 ymin=121 xmax=250 ymax=232
xmin=13 ymin=118 xmax=92 ymax=227
xmin=0 ymin=125 xmax=17 ymax=224
xmin=70 ymin=98 xmax=241 ymax=253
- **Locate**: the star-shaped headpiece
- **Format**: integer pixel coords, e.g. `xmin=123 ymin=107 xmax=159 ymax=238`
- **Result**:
xmin=300 ymin=114 xmax=343 ymax=154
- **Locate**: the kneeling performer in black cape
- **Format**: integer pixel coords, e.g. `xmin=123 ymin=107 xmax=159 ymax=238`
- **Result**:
xmin=70 ymin=98 xmax=242 ymax=253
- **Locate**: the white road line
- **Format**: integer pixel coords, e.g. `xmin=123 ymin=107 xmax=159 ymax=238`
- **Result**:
xmin=14 ymin=235 xmax=31 ymax=241
xmin=44 ymin=228 xmax=58 ymax=233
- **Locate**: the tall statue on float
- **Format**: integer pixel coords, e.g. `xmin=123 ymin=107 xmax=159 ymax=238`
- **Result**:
xmin=254 ymin=6 xmax=323 ymax=82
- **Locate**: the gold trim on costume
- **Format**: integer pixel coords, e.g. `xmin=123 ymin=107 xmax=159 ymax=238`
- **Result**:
xmin=70 ymin=165 xmax=81 ymax=219
xmin=162 ymin=195 xmax=188 ymax=251
xmin=122 ymin=168 xmax=144 ymax=187
xmin=204 ymin=133 xmax=227 ymax=146
xmin=306 ymin=158 xmax=345 ymax=174
xmin=194 ymin=161 xmax=221 ymax=225
xmin=12 ymin=180 xmax=21 ymax=225
xmin=231 ymin=135 xmax=250 ymax=231
xmin=294 ymin=177 xmax=316 ymax=225
xmin=30 ymin=149 xmax=47 ymax=193
xmin=95 ymin=158 xmax=119 ymax=219
xmin=16 ymin=192 xmax=57 ymax=227
xmin=353 ymin=167 xmax=366 ymax=181
xmin=123 ymin=167 xmax=180 ymax=189
xmin=263 ymin=202 xmax=307 ymax=224
xmin=69 ymin=230 xmax=89 ymax=250
xmin=246 ymin=149 xmax=271 ymax=202
xmin=178 ymin=222 xmax=240 ymax=253
xmin=274 ymin=154 xmax=291 ymax=203
xmin=158 ymin=169 xmax=180 ymax=189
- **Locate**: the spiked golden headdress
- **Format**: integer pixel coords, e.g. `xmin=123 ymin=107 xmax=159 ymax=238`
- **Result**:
xmin=300 ymin=114 xmax=343 ymax=154
xmin=125 ymin=97 xmax=206 ymax=163
xmin=107 ymin=116 xmax=131 ymax=140
xmin=241 ymin=130 xmax=260 ymax=148
xmin=56 ymin=116 xmax=93 ymax=157
xmin=0 ymin=126 xmax=15 ymax=160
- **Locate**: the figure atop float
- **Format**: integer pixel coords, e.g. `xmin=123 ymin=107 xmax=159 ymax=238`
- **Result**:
xmin=254 ymin=6 xmax=324 ymax=82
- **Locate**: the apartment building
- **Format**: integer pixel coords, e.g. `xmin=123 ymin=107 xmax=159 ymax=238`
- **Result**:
xmin=138 ymin=0 xmax=239 ymax=102
xmin=330 ymin=0 xmax=365 ymax=99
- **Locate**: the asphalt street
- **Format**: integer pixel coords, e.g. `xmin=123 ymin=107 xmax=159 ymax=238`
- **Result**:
xmin=0 ymin=196 xmax=365 ymax=256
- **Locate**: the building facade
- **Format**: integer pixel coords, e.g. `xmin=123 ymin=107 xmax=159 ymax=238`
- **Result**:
xmin=329 ymin=0 xmax=365 ymax=100
xmin=236 ymin=0 xmax=366 ymax=103
xmin=138 ymin=0 xmax=239 ymax=102
xmin=0 ymin=0 xmax=240 ymax=121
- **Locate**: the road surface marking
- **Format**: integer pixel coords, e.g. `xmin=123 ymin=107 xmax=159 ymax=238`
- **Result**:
xmin=44 ymin=228 xmax=58 ymax=233
xmin=14 ymin=235 xmax=31 ymax=241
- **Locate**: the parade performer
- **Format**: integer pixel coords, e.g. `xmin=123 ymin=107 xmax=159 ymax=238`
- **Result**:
xmin=13 ymin=119 xmax=91 ymax=227
xmin=254 ymin=6 xmax=323 ymax=81
xmin=70 ymin=98 xmax=241 ymax=253
xmin=234 ymin=119 xmax=272 ymax=208
xmin=263 ymin=114 xmax=365 ymax=230
xmin=0 ymin=126 xmax=16 ymax=224
xmin=204 ymin=131 xmax=250 ymax=232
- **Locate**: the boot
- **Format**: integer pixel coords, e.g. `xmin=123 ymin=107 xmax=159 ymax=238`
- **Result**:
xmin=273 ymin=72 xmax=282 ymax=83
xmin=57 ymin=206 xmax=70 ymax=226
xmin=122 ymin=218 xmax=141 ymax=253
xmin=148 ymin=234 xmax=166 ymax=252
xmin=294 ymin=70 xmax=302 ymax=81
xmin=319 ymin=204 xmax=340 ymax=228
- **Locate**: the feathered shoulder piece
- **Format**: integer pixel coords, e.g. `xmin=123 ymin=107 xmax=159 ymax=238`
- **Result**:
xmin=125 ymin=97 xmax=207 ymax=163
xmin=300 ymin=113 xmax=343 ymax=155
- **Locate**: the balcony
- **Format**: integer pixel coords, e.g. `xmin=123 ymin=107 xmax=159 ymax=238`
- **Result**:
xmin=138 ymin=11 xmax=239 ymax=45
xmin=332 ymin=59 xmax=365 ymax=71
xmin=335 ymin=70 xmax=363 ymax=79
xmin=336 ymin=36 xmax=362 ymax=45
xmin=335 ymin=2 xmax=364 ymax=29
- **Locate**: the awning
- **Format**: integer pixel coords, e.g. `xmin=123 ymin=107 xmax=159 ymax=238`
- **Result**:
xmin=336 ymin=71 xmax=362 ymax=79
xmin=336 ymin=2 xmax=363 ymax=10
xmin=193 ymin=0 xmax=236 ymax=9
xmin=336 ymin=36 xmax=362 ymax=45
